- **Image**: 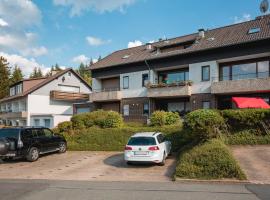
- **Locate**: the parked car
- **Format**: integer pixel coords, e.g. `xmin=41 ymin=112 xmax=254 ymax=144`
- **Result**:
xmin=0 ymin=127 xmax=67 ymax=162
xmin=124 ymin=132 xmax=171 ymax=166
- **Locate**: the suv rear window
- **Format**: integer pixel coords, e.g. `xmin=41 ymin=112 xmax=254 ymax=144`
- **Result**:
xmin=0 ymin=129 xmax=20 ymax=139
xmin=128 ymin=137 xmax=156 ymax=146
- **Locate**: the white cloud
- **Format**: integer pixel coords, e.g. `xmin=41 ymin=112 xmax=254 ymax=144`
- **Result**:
xmin=72 ymin=54 xmax=90 ymax=64
xmin=0 ymin=18 xmax=8 ymax=27
xmin=0 ymin=0 xmax=47 ymax=57
xmin=128 ymin=40 xmax=143 ymax=48
xmin=53 ymin=0 xmax=136 ymax=16
xmin=0 ymin=52 xmax=49 ymax=77
xmin=86 ymin=36 xmax=110 ymax=46
xmin=233 ymin=14 xmax=251 ymax=24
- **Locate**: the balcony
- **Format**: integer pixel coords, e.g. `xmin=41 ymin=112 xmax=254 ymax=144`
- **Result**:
xmin=147 ymin=81 xmax=192 ymax=98
xmin=211 ymin=73 xmax=270 ymax=94
xmin=50 ymin=90 xmax=89 ymax=101
xmin=89 ymin=89 xmax=122 ymax=102
xmin=0 ymin=111 xmax=28 ymax=119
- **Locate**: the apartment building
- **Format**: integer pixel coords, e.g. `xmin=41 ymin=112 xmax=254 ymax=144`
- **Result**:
xmin=0 ymin=69 xmax=91 ymax=128
xmin=87 ymin=15 xmax=270 ymax=122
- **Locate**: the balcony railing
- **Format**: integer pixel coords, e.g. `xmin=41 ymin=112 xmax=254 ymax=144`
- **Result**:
xmin=211 ymin=72 xmax=270 ymax=94
xmin=90 ymin=88 xmax=122 ymax=102
xmin=50 ymin=90 xmax=89 ymax=101
xmin=147 ymin=81 xmax=192 ymax=98
xmin=0 ymin=111 xmax=28 ymax=119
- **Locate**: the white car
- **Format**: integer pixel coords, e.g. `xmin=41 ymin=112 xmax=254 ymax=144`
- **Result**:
xmin=124 ymin=132 xmax=172 ymax=165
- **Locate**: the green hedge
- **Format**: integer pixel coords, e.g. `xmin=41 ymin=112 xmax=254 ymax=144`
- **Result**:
xmin=221 ymin=109 xmax=270 ymax=129
xmin=175 ymin=139 xmax=246 ymax=180
xmin=224 ymin=130 xmax=270 ymax=145
xmin=71 ymin=110 xmax=123 ymax=129
xmin=150 ymin=111 xmax=181 ymax=126
xmin=184 ymin=109 xmax=225 ymax=140
xmin=60 ymin=124 xmax=189 ymax=152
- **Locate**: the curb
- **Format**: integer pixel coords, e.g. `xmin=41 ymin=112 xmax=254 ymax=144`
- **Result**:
xmin=174 ymin=178 xmax=251 ymax=185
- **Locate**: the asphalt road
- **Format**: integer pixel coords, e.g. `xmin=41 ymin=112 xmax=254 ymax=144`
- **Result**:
xmin=0 ymin=179 xmax=269 ymax=200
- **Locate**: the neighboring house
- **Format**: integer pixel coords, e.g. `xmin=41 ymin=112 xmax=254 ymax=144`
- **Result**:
xmin=88 ymin=15 xmax=270 ymax=122
xmin=0 ymin=69 xmax=92 ymax=128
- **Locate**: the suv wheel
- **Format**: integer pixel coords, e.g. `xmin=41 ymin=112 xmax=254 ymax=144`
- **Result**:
xmin=26 ymin=147 xmax=39 ymax=162
xmin=58 ymin=142 xmax=67 ymax=153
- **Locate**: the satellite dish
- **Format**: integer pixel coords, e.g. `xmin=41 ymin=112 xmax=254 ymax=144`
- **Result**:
xmin=260 ymin=0 xmax=269 ymax=14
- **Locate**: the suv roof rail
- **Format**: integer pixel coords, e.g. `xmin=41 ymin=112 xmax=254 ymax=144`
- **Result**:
xmin=152 ymin=132 xmax=159 ymax=136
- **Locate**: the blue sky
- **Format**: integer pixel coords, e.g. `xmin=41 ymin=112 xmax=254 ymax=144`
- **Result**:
xmin=0 ymin=0 xmax=266 ymax=76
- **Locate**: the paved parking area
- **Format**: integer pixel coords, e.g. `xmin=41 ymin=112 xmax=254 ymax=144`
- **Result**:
xmin=0 ymin=152 xmax=176 ymax=182
xmin=231 ymin=145 xmax=270 ymax=184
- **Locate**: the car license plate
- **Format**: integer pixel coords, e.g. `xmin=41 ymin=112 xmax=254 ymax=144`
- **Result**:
xmin=134 ymin=151 xmax=148 ymax=155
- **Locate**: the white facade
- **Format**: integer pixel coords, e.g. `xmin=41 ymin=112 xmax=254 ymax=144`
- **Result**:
xmin=0 ymin=70 xmax=92 ymax=128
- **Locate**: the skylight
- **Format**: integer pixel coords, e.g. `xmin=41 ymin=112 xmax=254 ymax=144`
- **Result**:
xmin=248 ymin=27 xmax=261 ymax=34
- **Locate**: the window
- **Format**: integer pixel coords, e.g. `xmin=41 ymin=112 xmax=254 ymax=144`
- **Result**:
xmin=219 ymin=59 xmax=270 ymax=81
xmin=44 ymin=119 xmax=51 ymax=128
xmin=143 ymin=103 xmax=149 ymax=115
xmin=43 ymin=129 xmax=53 ymax=137
xmin=248 ymin=27 xmax=260 ymax=34
xmin=123 ymin=76 xmax=129 ymax=89
xmin=127 ymin=137 xmax=156 ymax=146
xmin=157 ymin=134 xmax=165 ymax=144
xmin=123 ymin=105 xmax=129 ymax=116
xmin=142 ymin=73 xmax=149 ymax=87
xmin=159 ymin=70 xmax=189 ymax=84
xmin=202 ymin=101 xmax=211 ymax=109
xmin=202 ymin=66 xmax=210 ymax=81
xmin=34 ymin=119 xmax=40 ymax=126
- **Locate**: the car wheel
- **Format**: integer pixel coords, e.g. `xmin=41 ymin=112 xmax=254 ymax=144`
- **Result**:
xmin=26 ymin=147 xmax=39 ymax=162
xmin=58 ymin=142 xmax=67 ymax=153
xmin=158 ymin=152 xmax=166 ymax=166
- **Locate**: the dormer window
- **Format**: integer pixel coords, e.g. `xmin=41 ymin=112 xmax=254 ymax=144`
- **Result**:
xmin=248 ymin=27 xmax=261 ymax=34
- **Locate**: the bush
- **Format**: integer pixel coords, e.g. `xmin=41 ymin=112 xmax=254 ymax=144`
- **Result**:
xmin=61 ymin=125 xmax=186 ymax=152
xmin=184 ymin=109 xmax=225 ymax=140
xmin=150 ymin=111 xmax=180 ymax=126
xmin=175 ymin=139 xmax=246 ymax=180
xmin=70 ymin=110 xmax=123 ymax=129
xmin=57 ymin=121 xmax=73 ymax=132
xmin=221 ymin=109 xmax=270 ymax=129
xmin=223 ymin=130 xmax=270 ymax=145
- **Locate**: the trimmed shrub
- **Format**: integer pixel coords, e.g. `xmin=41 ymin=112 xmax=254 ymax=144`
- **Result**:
xmin=57 ymin=121 xmax=73 ymax=132
xmin=221 ymin=109 xmax=270 ymax=128
xmin=150 ymin=111 xmax=180 ymax=126
xmin=184 ymin=109 xmax=225 ymax=140
xmin=60 ymin=125 xmax=186 ymax=152
xmin=71 ymin=110 xmax=123 ymax=129
xmin=175 ymin=139 xmax=246 ymax=180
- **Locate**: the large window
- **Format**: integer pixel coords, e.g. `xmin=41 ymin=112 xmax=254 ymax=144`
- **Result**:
xmin=123 ymin=76 xmax=129 ymax=89
xmin=220 ymin=59 xmax=270 ymax=81
xmin=158 ymin=69 xmax=189 ymax=84
xmin=202 ymin=66 xmax=210 ymax=81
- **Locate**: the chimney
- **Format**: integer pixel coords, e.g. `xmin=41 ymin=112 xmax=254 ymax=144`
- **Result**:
xmin=146 ymin=43 xmax=153 ymax=50
xmin=198 ymin=28 xmax=205 ymax=38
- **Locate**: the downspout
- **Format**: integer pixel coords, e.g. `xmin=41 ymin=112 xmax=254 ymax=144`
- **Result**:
xmin=144 ymin=60 xmax=151 ymax=119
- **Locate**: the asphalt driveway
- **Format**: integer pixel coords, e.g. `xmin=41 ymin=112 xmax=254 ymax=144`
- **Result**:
xmin=231 ymin=145 xmax=270 ymax=184
xmin=0 ymin=152 xmax=176 ymax=182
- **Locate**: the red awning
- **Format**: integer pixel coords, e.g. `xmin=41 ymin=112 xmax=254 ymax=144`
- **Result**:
xmin=232 ymin=97 xmax=270 ymax=109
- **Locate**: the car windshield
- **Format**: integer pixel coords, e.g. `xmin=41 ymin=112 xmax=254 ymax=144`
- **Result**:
xmin=0 ymin=129 xmax=20 ymax=139
xmin=128 ymin=137 xmax=156 ymax=146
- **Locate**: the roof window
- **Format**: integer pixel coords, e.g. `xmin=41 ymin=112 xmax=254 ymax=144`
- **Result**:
xmin=122 ymin=54 xmax=130 ymax=59
xmin=248 ymin=27 xmax=261 ymax=34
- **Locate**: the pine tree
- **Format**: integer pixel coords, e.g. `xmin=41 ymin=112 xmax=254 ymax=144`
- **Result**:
xmin=10 ymin=65 xmax=23 ymax=85
xmin=89 ymin=58 xmax=94 ymax=66
xmin=76 ymin=63 xmax=92 ymax=85
xmin=98 ymin=55 xmax=102 ymax=61
xmin=30 ymin=67 xmax=43 ymax=78
xmin=0 ymin=56 xmax=10 ymax=98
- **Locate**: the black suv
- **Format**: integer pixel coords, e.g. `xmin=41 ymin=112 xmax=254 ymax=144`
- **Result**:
xmin=0 ymin=127 xmax=67 ymax=162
